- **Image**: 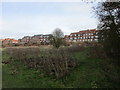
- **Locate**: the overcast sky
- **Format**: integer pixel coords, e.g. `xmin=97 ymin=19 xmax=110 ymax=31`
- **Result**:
xmin=0 ymin=1 xmax=98 ymax=39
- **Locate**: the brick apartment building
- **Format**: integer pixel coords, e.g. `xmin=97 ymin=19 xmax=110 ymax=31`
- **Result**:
xmin=0 ymin=39 xmax=5 ymax=42
xmin=1 ymin=38 xmax=18 ymax=46
xmin=64 ymin=29 xmax=99 ymax=42
xmin=1 ymin=29 xmax=100 ymax=46
xmin=30 ymin=34 xmax=43 ymax=44
xmin=18 ymin=36 xmax=31 ymax=44
xmin=19 ymin=34 xmax=52 ymax=44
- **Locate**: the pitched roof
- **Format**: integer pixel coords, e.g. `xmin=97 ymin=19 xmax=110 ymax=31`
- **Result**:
xmin=0 ymin=39 xmax=5 ymax=41
xmin=1 ymin=38 xmax=18 ymax=42
xmin=12 ymin=39 xmax=18 ymax=42
xmin=70 ymin=32 xmax=79 ymax=34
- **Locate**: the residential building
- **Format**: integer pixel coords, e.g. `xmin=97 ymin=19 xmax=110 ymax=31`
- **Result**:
xmin=19 ymin=34 xmax=52 ymax=45
xmin=19 ymin=36 xmax=31 ymax=44
xmin=64 ymin=35 xmax=70 ymax=42
xmin=2 ymin=38 xmax=18 ymax=46
xmin=42 ymin=34 xmax=52 ymax=43
xmin=30 ymin=34 xmax=43 ymax=44
xmin=65 ymin=29 xmax=99 ymax=42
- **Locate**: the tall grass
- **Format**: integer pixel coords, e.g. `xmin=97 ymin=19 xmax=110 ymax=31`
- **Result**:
xmin=4 ymin=46 xmax=84 ymax=78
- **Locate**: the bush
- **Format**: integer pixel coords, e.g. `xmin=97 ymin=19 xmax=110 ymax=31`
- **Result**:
xmin=86 ymin=42 xmax=107 ymax=59
xmin=5 ymin=47 xmax=77 ymax=78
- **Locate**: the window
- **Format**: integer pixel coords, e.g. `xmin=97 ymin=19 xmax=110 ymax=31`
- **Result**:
xmin=91 ymin=36 xmax=94 ymax=38
xmin=95 ymin=36 xmax=98 ymax=38
xmin=74 ymin=34 xmax=76 ymax=36
xmin=95 ymin=39 xmax=98 ymax=41
xmin=70 ymin=38 xmax=72 ymax=40
xmin=74 ymin=37 xmax=77 ymax=39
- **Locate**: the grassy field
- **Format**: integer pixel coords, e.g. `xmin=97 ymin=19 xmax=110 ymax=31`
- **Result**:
xmin=2 ymin=46 xmax=120 ymax=88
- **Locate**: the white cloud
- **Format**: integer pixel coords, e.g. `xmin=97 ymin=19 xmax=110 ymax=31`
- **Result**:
xmin=1 ymin=15 xmax=97 ymax=39
xmin=63 ymin=4 xmax=92 ymax=14
xmin=2 ymin=0 xmax=109 ymax=2
xmin=1 ymin=0 xmax=97 ymax=2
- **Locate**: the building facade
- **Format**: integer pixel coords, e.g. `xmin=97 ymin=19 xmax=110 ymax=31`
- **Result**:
xmin=19 ymin=34 xmax=52 ymax=45
xmin=65 ymin=29 xmax=99 ymax=42
xmin=1 ymin=29 xmax=100 ymax=46
xmin=30 ymin=34 xmax=43 ymax=44
xmin=2 ymin=38 xmax=18 ymax=46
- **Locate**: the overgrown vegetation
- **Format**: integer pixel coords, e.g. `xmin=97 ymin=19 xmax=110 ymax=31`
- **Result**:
xmin=3 ymin=46 xmax=79 ymax=78
xmin=2 ymin=43 xmax=120 ymax=88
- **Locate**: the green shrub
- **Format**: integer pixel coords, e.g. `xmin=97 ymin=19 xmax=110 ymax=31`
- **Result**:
xmin=5 ymin=47 xmax=77 ymax=78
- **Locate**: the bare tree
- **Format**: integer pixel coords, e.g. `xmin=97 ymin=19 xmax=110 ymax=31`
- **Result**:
xmin=51 ymin=28 xmax=64 ymax=48
xmin=53 ymin=28 xmax=64 ymax=38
